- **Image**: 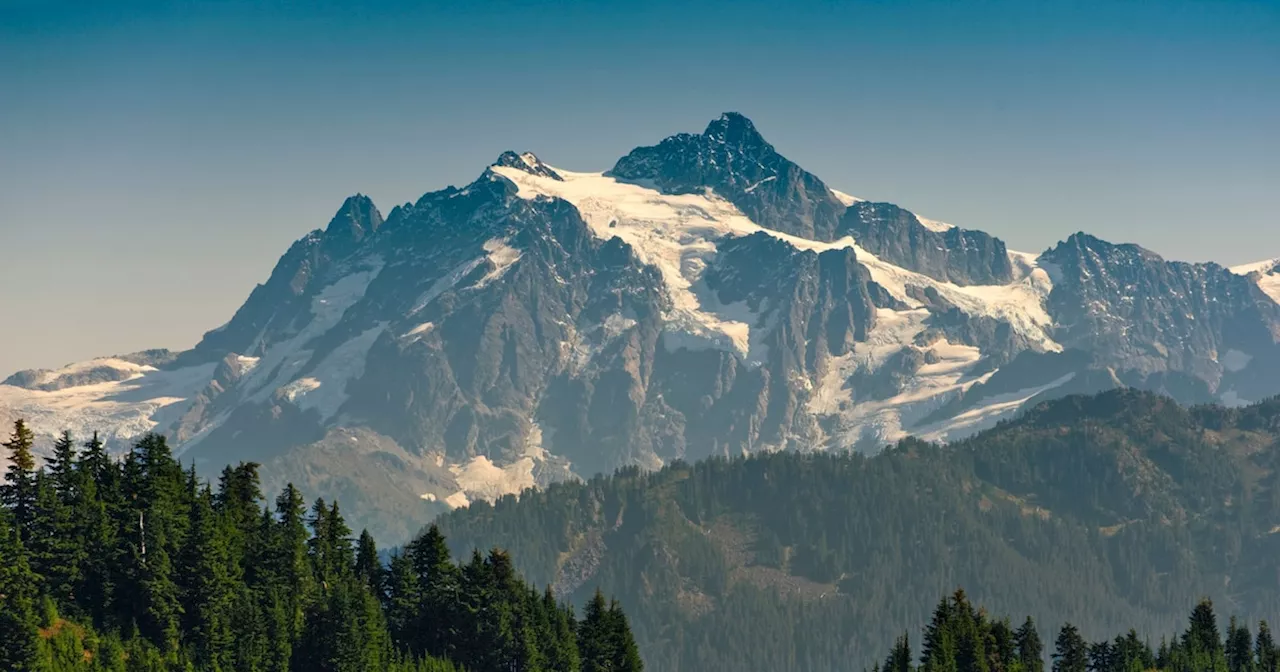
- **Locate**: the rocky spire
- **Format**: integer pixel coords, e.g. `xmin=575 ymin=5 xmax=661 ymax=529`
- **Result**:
xmin=325 ymin=194 xmax=383 ymax=244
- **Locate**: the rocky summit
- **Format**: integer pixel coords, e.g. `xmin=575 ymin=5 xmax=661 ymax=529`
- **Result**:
xmin=4 ymin=113 xmax=1279 ymax=541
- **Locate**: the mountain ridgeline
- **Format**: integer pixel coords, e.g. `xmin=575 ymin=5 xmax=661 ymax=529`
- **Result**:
xmin=434 ymin=389 xmax=1280 ymax=672
xmin=3 ymin=112 xmax=1280 ymax=542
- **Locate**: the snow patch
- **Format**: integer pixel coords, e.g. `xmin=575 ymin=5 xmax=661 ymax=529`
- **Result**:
xmin=475 ymin=237 xmax=523 ymax=288
xmin=277 ymin=323 xmax=387 ymax=421
xmin=915 ymin=373 xmax=1077 ymax=441
xmin=410 ymin=257 xmax=485 ymax=315
xmin=1229 ymin=258 xmax=1280 ymax=305
xmin=743 ymin=175 xmax=777 ymax=193
xmin=240 ymin=257 xmax=385 ymax=410
xmin=915 ymin=215 xmax=955 ymax=233
xmin=830 ymin=189 xmax=864 ymax=206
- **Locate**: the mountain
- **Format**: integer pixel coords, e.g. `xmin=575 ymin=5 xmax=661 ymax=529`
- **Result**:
xmin=4 ymin=112 xmax=1280 ymax=541
xmin=433 ymin=389 xmax=1280 ymax=671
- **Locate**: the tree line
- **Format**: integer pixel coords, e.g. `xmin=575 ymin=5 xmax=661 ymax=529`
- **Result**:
xmin=0 ymin=419 xmax=642 ymax=672
xmin=872 ymin=589 xmax=1279 ymax=672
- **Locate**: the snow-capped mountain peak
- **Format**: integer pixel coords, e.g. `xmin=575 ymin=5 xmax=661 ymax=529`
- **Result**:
xmin=4 ymin=113 xmax=1278 ymax=542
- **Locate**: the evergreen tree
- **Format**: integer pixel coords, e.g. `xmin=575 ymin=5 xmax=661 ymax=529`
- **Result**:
xmin=30 ymin=469 xmax=83 ymax=611
xmin=1052 ymin=624 xmax=1088 ymax=672
xmin=1228 ymin=616 xmax=1256 ymax=672
xmin=1185 ymin=598 xmax=1228 ymax=672
xmin=1016 ymin=617 xmax=1045 ymax=672
xmin=75 ymin=432 xmax=118 ymax=631
xmin=1 ymin=419 xmax=38 ymax=540
xmin=178 ymin=484 xmax=234 ymax=671
xmin=608 ymin=597 xmax=644 ymax=672
xmin=886 ymin=633 xmax=915 ymax=672
xmin=355 ymin=529 xmax=383 ymax=595
xmin=407 ymin=524 xmax=461 ymax=659
xmin=922 ymin=596 xmax=958 ymax=672
xmin=385 ymin=551 xmax=421 ymax=648
xmin=0 ymin=509 xmax=40 ymax=670
xmin=579 ymin=589 xmax=614 ymax=672
xmin=1257 ymin=622 xmax=1277 ymax=672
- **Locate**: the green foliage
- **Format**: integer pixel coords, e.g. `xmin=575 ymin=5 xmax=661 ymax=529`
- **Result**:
xmin=0 ymin=424 xmax=640 ymax=672
xmin=874 ymin=591 xmax=1279 ymax=672
xmin=435 ymin=390 xmax=1280 ymax=671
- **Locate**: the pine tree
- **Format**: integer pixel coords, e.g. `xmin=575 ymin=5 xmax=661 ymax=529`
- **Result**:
xmin=408 ymin=524 xmax=461 ymax=659
xmin=30 ymin=469 xmax=83 ymax=610
xmin=1 ymin=419 xmax=38 ymax=540
xmin=1227 ymin=616 xmax=1256 ymax=672
xmin=0 ymin=509 xmax=40 ymax=670
xmin=1185 ymin=598 xmax=1228 ymax=672
xmin=355 ymin=529 xmax=383 ymax=596
xmin=922 ymin=596 xmax=958 ymax=672
xmin=1016 ymin=617 xmax=1045 ymax=672
xmin=886 ymin=633 xmax=914 ymax=672
xmin=1052 ymin=624 xmax=1088 ymax=672
xmin=579 ymin=589 xmax=614 ymax=672
xmin=178 ymin=483 xmax=234 ymax=670
xmin=48 ymin=430 xmax=78 ymax=501
xmin=75 ymin=431 xmax=118 ymax=631
xmin=607 ymin=597 xmax=643 ymax=672
xmin=1257 ymin=622 xmax=1277 ymax=672
xmin=989 ymin=620 xmax=1016 ymax=672
xmin=385 ymin=551 xmax=422 ymax=648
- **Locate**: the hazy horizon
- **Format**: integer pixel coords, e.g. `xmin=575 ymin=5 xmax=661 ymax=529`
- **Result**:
xmin=2 ymin=0 xmax=1278 ymax=376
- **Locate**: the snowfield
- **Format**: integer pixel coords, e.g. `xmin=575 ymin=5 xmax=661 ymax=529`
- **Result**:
xmin=0 ymin=359 xmax=218 ymax=458
xmin=494 ymin=162 xmax=1063 ymax=448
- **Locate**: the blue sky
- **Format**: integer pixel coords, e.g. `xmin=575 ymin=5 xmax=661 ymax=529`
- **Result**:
xmin=1 ymin=0 xmax=1277 ymax=375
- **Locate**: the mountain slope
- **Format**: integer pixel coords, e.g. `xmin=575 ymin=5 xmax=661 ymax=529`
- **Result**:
xmin=3 ymin=113 xmax=1280 ymax=541
xmin=434 ymin=389 xmax=1280 ymax=672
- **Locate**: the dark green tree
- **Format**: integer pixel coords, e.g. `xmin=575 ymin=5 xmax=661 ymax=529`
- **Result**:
xmin=1 ymin=419 xmax=38 ymax=540
xmin=1016 ymin=617 xmax=1045 ymax=672
xmin=1258 ymin=622 xmax=1278 ymax=672
xmin=0 ymin=509 xmax=40 ymax=670
xmin=886 ymin=633 xmax=915 ymax=672
xmin=1052 ymin=624 xmax=1088 ymax=672
xmin=355 ymin=529 xmax=383 ymax=595
xmin=178 ymin=483 xmax=234 ymax=671
xmin=1228 ymin=616 xmax=1256 ymax=672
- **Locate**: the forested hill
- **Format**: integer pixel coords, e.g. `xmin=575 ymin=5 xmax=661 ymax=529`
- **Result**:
xmin=0 ymin=421 xmax=642 ymax=672
xmin=436 ymin=389 xmax=1280 ymax=672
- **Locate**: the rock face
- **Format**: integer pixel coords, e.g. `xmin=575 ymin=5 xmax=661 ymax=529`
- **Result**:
xmin=839 ymin=202 xmax=1013 ymax=285
xmin=1041 ymin=233 xmax=1280 ymax=393
xmin=611 ymin=112 xmax=847 ymax=240
xmin=3 ymin=113 xmax=1279 ymax=541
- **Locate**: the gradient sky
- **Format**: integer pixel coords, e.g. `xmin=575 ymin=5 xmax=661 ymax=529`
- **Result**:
xmin=1 ymin=0 xmax=1278 ymax=377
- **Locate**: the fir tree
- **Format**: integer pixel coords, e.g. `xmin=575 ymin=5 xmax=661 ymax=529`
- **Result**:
xmin=0 ymin=509 xmax=40 ymax=670
xmin=1052 ymin=624 xmax=1088 ymax=672
xmin=886 ymin=633 xmax=914 ymax=672
xmin=1 ymin=419 xmax=38 ymax=540
xmin=1228 ymin=616 xmax=1256 ymax=672
xmin=579 ymin=589 xmax=614 ymax=672
xmin=178 ymin=484 xmax=234 ymax=671
xmin=1016 ymin=617 xmax=1045 ymax=672
xmin=355 ymin=529 xmax=383 ymax=596
xmin=1185 ymin=598 xmax=1228 ymax=672
xmin=1257 ymin=622 xmax=1277 ymax=672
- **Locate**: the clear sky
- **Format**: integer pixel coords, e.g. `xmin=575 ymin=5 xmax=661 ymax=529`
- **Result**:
xmin=1 ymin=0 xmax=1277 ymax=377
